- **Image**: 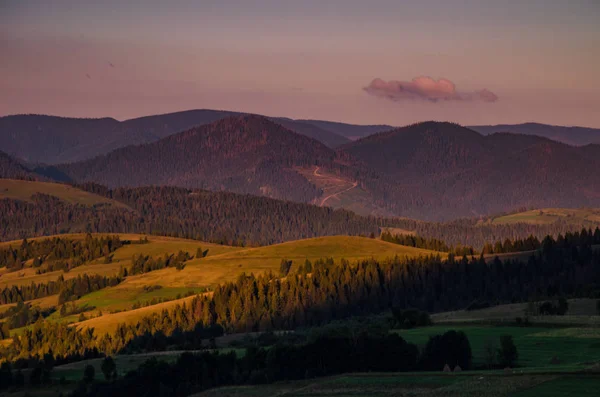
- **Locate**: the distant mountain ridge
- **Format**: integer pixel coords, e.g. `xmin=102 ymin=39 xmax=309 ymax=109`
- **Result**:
xmin=0 ymin=110 xmax=362 ymax=164
xmin=469 ymin=122 xmax=600 ymax=146
xmin=4 ymin=112 xmax=600 ymax=221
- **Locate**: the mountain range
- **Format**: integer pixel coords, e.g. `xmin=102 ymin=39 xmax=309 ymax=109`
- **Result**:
xmin=470 ymin=122 xmax=600 ymax=146
xmin=0 ymin=110 xmax=394 ymax=164
xmin=2 ymin=110 xmax=600 ymax=221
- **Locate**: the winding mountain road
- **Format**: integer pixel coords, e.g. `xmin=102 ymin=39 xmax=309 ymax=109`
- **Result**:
xmin=313 ymin=166 xmax=358 ymax=207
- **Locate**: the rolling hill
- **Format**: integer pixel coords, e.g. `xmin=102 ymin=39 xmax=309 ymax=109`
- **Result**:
xmin=0 ymin=178 xmax=128 ymax=208
xmin=0 ymin=180 xmax=386 ymax=245
xmin=491 ymin=208 xmax=600 ymax=225
xmin=71 ymin=235 xmax=440 ymax=334
xmin=470 ymin=122 xmax=600 ymax=146
xmin=0 ymin=233 xmax=441 ymax=335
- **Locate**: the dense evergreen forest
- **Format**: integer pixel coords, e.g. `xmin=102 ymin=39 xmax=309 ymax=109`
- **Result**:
xmin=51 ymin=115 xmax=336 ymax=203
xmin=0 ymin=234 xmax=123 ymax=271
xmin=340 ymin=122 xmax=600 ymax=220
xmin=0 ymin=150 xmax=38 ymax=180
xmin=0 ymin=274 xmax=122 ymax=305
xmin=2 ymin=183 xmax=598 ymax=249
xmin=4 ymin=117 xmax=600 ymax=220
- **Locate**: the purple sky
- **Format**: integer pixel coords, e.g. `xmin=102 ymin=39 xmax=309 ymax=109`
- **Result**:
xmin=1 ymin=0 xmax=599 ymax=127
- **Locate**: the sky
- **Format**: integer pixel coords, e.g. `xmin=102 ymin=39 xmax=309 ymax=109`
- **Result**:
xmin=1 ymin=0 xmax=600 ymax=127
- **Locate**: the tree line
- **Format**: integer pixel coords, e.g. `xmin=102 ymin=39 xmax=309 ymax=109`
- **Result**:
xmin=380 ymin=231 xmax=475 ymax=255
xmin=0 ymin=274 xmax=122 ymax=307
xmin=127 ymin=251 xmax=193 ymax=275
xmin=0 ymin=234 xmax=123 ymax=272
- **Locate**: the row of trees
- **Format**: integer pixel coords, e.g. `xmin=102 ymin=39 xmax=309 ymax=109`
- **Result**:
xmin=0 ymin=274 xmax=122 ymax=306
xmin=380 ymin=231 xmax=475 ymax=256
xmin=0 ymin=234 xmax=123 ymax=272
xmin=128 ymin=251 xmax=192 ymax=275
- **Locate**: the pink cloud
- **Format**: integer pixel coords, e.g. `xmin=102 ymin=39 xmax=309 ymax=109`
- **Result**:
xmin=364 ymin=76 xmax=498 ymax=103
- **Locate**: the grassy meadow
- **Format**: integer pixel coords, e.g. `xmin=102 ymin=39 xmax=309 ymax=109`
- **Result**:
xmin=398 ymin=325 xmax=600 ymax=369
xmin=491 ymin=208 xmax=600 ymax=225
xmin=195 ymin=372 xmax=593 ymax=397
xmin=0 ymin=179 xmax=128 ymax=208
xmin=1 ymin=233 xmax=440 ymax=336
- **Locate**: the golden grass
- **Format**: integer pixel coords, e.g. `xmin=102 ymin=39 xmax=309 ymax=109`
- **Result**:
xmin=2 ymin=234 xmax=441 ymax=336
xmin=492 ymin=208 xmax=600 ymax=225
xmin=75 ymin=295 xmax=199 ymax=334
xmin=0 ymin=179 xmax=129 ymax=208
xmin=114 ymin=235 xmax=441 ymax=289
xmin=74 ymin=236 xmax=440 ymax=334
xmin=0 ymin=233 xmax=242 ymax=288
xmin=432 ymin=298 xmax=600 ymax=324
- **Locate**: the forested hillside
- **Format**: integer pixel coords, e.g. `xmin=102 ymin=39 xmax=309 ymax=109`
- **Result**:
xmin=0 ymin=185 xmax=381 ymax=245
xmin=0 ymin=151 xmax=40 ymax=180
xmin=1 ymin=180 xmax=598 ymax=249
xmin=341 ymin=122 xmax=600 ymax=219
xmin=6 ymin=115 xmax=600 ymax=220
xmin=51 ymin=116 xmax=338 ymax=203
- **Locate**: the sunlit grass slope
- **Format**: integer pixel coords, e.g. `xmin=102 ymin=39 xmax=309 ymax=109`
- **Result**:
xmin=492 ymin=208 xmax=600 ymax=225
xmin=0 ymin=179 xmax=128 ymax=208
xmin=74 ymin=236 xmax=441 ymax=334
xmin=0 ymin=233 xmax=241 ymax=288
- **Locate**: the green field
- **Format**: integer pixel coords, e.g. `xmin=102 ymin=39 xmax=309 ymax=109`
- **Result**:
xmin=491 ymin=208 xmax=600 ymax=225
xmin=513 ymin=376 xmax=600 ymax=397
xmin=432 ymin=299 xmax=600 ymax=325
xmin=397 ymin=325 xmax=600 ymax=369
xmin=196 ymin=372 xmax=560 ymax=397
xmin=0 ymin=179 xmax=128 ymax=208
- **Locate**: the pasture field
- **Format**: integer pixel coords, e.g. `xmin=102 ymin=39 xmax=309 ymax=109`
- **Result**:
xmin=73 ymin=236 xmax=440 ymax=334
xmin=0 ymin=179 xmax=128 ymax=208
xmin=513 ymin=376 xmax=600 ymax=397
xmin=0 ymin=233 xmax=241 ymax=288
xmin=196 ymin=373 xmax=557 ymax=397
xmin=432 ymin=298 xmax=600 ymax=325
xmin=74 ymin=294 xmax=199 ymax=334
xmin=397 ymin=325 xmax=600 ymax=369
xmin=491 ymin=208 xmax=600 ymax=225
xmin=2 ymin=233 xmax=441 ymax=338
xmin=102 ymin=235 xmax=442 ymax=292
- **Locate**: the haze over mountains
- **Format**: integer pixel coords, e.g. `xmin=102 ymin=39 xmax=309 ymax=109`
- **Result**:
xmin=0 ymin=110 xmax=383 ymax=164
xmin=2 ymin=110 xmax=600 ymax=221
xmin=3 ymin=109 xmax=599 ymax=165
xmin=470 ymin=123 xmax=600 ymax=146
